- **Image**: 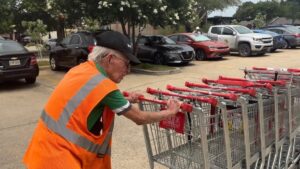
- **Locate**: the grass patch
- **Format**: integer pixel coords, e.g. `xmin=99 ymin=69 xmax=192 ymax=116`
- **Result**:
xmin=38 ymin=60 xmax=49 ymax=66
xmin=133 ymin=63 xmax=176 ymax=71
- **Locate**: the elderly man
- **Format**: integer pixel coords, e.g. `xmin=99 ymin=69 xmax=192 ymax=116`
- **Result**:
xmin=23 ymin=31 xmax=180 ymax=169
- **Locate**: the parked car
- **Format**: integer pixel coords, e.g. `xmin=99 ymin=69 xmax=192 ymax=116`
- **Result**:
xmin=49 ymin=31 xmax=98 ymax=70
xmin=207 ymin=25 xmax=273 ymax=56
xmin=136 ymin=35 xmax=195 ymax=65
xmin=168 ymin=33 xmax=229 ymax=60
xmin=262 ymin=25 xmax=300 ymax=48
xmin=44 ymin=38 xmax=58 ymax=51
xmin=0 ymin=39 xmax=39 ymax=83
xmin=253 ymin=29 xmax=287 ymax=52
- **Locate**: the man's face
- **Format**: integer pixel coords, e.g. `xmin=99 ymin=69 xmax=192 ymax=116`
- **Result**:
xmin=106 ymin=53 xmax=130 ymax=83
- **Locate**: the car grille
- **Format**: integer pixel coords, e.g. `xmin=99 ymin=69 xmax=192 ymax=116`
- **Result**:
xmin=181 ymin=51 xmax=194 ymax=60
xmin=0 ymin=55 xmax=31 ymax=70
xmin=217 ymin=47 xmax=228 ymax=49
xmin=262 ymin=38 xmax=272 ymax=44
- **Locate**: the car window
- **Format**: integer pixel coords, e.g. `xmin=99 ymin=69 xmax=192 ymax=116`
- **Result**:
xmin=269 ymin=29 xmax=283 ymax=34
xmin=190 ymin=34 xmax=210 ymax=42
xmin=232 ymin=25 xmax=253 ymax=34
xmin=0 ymin=41 xmax=26 ymax=54
xmin=211 ymin=27 xmax=222 ymax=34
xmin=61 ymin=36 xmax=71 ymax=45
xmin=70 ymin=35 xmax=81 ymax=45
xmin=168 ymin=35 xmax=178 ymax=42
xmin=178 ymin=35 xmax=190 ymax=42
xmin=138 ymin=37 xmax=148 ymax=45
xmin=222 ymin=27 xmax=234 ymax=35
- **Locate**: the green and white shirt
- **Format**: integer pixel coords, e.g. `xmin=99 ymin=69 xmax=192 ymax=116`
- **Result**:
xmin=87 ymin=63 xmax=131 ymax=135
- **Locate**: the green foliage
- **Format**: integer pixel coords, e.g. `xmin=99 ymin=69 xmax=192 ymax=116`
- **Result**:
xmin=22 ymin=19 xmax=47 ymax=43
xmin=253 ymin=13 xmax=266 ymax=28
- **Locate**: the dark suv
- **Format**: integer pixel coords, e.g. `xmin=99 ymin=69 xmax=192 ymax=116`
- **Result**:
xmin=263 ymin=25 xmax=300 ymax=48
xmin=49 ymin=31 xmax=102 ymax=70
xmin=0 ymin=40 xmax=39 ymax=83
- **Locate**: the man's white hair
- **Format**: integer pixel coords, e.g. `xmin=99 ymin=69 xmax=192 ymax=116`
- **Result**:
xmin=88 ymin=46 xmax=114 ymax=63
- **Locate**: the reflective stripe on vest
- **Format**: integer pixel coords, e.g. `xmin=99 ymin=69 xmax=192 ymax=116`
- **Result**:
xmin=40 ymin=73 xmax=114 ymax=156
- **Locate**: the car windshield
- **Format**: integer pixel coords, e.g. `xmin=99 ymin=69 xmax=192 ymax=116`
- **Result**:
xmin=152 ymin=36 xmax=176 ymax=45
xmin=285 ymin=26 xmax=300 ymax=33
xmin=190 ymin=34 xmax=211 ymax=42
xmin=0 ymin=41 xmax=26 ymax=54
xmin=233 ymin=26 xmax=253 ymax=34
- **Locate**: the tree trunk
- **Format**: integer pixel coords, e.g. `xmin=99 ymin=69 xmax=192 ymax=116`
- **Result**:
xmin=131 ymin=21 xmax=135 ymax=45
xmin=56 ymin=14 xmax=65 ymax=42
xmin=120 ymin=19 xmax=128 ymax=37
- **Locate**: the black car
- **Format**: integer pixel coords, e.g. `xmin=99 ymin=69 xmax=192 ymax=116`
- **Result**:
xmin=49 ymin=31 xmax=100 ymax=70
xmin=136 ymin=35 xmax=195 ymax=65
xmin=0 ymin=39 xmax=39 ymax=83
xmin=263 ymin=25 xmax=300 ymax=48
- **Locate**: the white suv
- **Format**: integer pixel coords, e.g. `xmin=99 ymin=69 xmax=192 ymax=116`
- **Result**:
xmin=207 ymin=25 xmax=273 ymax=56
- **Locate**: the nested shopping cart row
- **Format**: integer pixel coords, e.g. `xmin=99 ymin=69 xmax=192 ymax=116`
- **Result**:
xmin=128 ymin=67 xmax=300 ymax=169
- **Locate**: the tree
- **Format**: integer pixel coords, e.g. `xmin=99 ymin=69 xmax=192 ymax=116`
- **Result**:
xmin=97 ymin=0 xmax=197 ymax=44
xmin=0 ymin=0 xmax=14 ymax=34
xmin=281 ymin=0 xmax=300 ymax=24
xmin=193 ymin=0 xmax=240 ymax=26
xmin=22 ymin=19 xmax=47 ymax=58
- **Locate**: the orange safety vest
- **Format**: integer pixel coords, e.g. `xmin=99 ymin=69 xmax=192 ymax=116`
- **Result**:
xmin=23 ymin=61 xmax=118 ymax=169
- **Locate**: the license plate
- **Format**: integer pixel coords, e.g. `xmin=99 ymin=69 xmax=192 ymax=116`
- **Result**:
xmin=9 ymin=60 xmax=21 ymax=66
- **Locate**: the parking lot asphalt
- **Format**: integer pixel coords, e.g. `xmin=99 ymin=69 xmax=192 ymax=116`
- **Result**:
xmin=0 ymin=48 xmax=300 ymax=169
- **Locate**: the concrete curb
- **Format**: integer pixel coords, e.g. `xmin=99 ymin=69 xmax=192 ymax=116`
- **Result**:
xmin=131 ymin=67 xmax=181 ymax=75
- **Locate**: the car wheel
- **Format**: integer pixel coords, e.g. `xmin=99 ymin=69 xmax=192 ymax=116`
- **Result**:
xmin=154 ymin=53 xmax=165 ymax=65
xmin=25 ymin=77 xmax=36 ymax=84
xmin=50 ymin=56 xmax=59 ymax=71
xmin=195 ymin=49 xmax=206 ymax=61
xmin=282 ymin=40 xmax=288 ymax=49
xmin=238 ymin=43 xmax=251 ymax=57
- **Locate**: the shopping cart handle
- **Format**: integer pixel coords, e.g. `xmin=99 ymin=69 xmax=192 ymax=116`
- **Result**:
xmin=186 ymin=81 xmax=257 ymax=96
xmin=202 ymin=78 xmax=273 ymax=90
xmin=123 ymin=91 xmax=193 ymax=112
xmin=167 ymin=84 xmax=238 ymax=101
xmin=138 ymin=97 xmax=193 ymax=112
xmin=252 ymin=67 xmax=300 ymax=73
xmin=122 ymin=91 xmax=145 ymax=99
xmin=219 ymin=76 xmax=245 ymax=81
xmin=147 ymin=87 xmax=218 ymax=106
xmin=287 ymin=68 xmax=300 ymax=73
xmin=219 ymin=76 xmax=286 ymax=86
xmin=185 ymin=81 xmax=211 ymax=88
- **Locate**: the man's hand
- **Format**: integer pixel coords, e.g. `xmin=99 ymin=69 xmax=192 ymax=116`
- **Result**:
xmin=166 ymin=99 xmax=181 ymax=116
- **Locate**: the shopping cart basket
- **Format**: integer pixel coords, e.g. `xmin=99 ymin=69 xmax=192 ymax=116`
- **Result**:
xmin=146 ymin=88 xmax=233 ymax=169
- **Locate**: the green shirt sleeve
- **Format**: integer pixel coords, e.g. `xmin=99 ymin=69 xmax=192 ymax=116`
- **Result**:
xmin=87 ymin=89 xmax=131 ymax=131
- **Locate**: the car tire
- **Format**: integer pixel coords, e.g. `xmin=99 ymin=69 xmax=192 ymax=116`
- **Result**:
xmin=50 ymin=56 xmax=59 ymax=71
xmin=154 ymin=53 xmax=165 ymax=65
xmin=282 ymin=40 xmax=288 ymax=49
xmin=25 ymin=77 xmax=36 ymax=84
xmin=195 ymin=49 xmax=206 ymax=61
xmin=238 ymin=43 xmax=251 ymax=57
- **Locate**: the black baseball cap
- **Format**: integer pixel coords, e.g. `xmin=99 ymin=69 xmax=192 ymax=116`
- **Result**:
xmin=95 ymin=31 xmax=141 ymax=64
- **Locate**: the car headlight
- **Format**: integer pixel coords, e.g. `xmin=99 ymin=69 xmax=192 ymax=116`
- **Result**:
xmin=253 ymin=37 xmax=263 ymax=42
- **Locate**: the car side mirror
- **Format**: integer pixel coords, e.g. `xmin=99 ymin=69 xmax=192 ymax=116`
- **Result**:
xmin=232 ymin=32 xmax=237 ymax=36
